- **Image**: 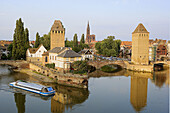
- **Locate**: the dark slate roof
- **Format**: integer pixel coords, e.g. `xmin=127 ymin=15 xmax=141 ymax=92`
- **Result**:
xmin=49 ymin=47 xmax=68 ymax=53
xmin=78 ymin=49 xmax=92 ymax=54
xmin=132 ymin=23 xmax=149 ymax=34
xmin=57 ymin=50 xmax=81 ymax=58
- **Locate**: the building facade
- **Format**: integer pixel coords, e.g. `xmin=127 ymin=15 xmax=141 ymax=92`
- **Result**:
xmin=26 ymin=44 xmax=47 ymax=63
xmin=50 ymin=20 xmax=65 ymax=50
xmin=47 ymin=47 xmax=81 ymax=71
xmin=156 ymin=45 xmax=167 ymax=61
xmin=78 ymin=49 xmax=93 ymax=60
xmin=132 ymin=23 xmax=149 ymax=65
xmin=167 ymin=41 xmax=170 ymax=60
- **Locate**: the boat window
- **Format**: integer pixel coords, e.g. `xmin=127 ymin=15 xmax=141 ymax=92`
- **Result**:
xmin=47 ymin=87 xmax=53 ymax=92
xmin=42 ymin=87 xmax=48 ymax=92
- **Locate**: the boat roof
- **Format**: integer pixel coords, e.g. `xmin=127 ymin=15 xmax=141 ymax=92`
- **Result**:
xmin=16 ymin=81 xmax=49 ymax=91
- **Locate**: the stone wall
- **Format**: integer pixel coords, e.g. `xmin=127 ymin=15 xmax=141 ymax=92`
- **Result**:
xmin=29 ymin=63 xmax=88 ymax=88
xmin=124 ymin=61 xmax=153 ymax=72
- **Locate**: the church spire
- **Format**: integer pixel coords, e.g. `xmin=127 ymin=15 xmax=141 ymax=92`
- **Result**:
xmin=87 ymin=21 xmax=90 ymax=35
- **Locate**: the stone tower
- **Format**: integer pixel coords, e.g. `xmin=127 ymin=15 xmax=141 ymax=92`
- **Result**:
xmin=132 ymin=23 xmax=149 ymax=65
xmin=50 ymin=20 xmax=65 ymax=50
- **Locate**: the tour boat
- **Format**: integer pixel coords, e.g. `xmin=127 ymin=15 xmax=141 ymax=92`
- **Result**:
xmin=9 ymin=80 xmax=55 ymax=96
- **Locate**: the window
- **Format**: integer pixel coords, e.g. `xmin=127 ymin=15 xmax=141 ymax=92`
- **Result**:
xmin=71 ymin=58 xmax=74 ymax=61
xmin=39 ymin=50 xmax=41 ymax=52
xmin=58 ymin=31 xmax=60 ymax=33
xmin=31 ymin=55 xmax=32 ymax=57
xmin=52 ymin=56 xmax=54 ymax=60
xmin=55 ymin=56 xmax=57 ymax=60
xmin=45 ymin=57 xmax=48 ymax=62
xmin=66 ymin=58 xmax=69 ymax=61
xmin=50 ymin=56 xmax=51 ymax=60
xmin=61 ymin=31 xmax=63 ymax=33
xmin=55 ymin=31 xmax=57 ymax=33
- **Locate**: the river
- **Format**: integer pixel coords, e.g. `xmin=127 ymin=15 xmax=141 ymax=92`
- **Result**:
xmin=0 ymin=65 xmax=169 ymax=113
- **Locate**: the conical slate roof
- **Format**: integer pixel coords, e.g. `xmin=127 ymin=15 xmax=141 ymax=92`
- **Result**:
xmin=132 ymin=23 xmax=149 ymax=34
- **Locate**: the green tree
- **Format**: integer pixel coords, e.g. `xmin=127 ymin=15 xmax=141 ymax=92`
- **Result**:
xmin=7 ymin=43 xmax=13 ymax=59
xmin=12 ymin=18 xmax=30 ymax=60
xmin=13 ymin=18 xmax=25 ymax=60
xmin=73 ymin=34 xmax=78 ymax=47
xmin=24 ymin=28 xmax=30 ymax=49
xmin=12 ymin=30 xmax=17 ymax=60
xmin=40 ymin=32 xmax=50 ymax=50
xmin=95 ymin=36 xmax=121 ymax=57
xmin=80 ymin=34 xmax=85 ymax=44
xmin=71 ymin=61 xmax=88 ymax=74
xmin=35 ymin=32 xmax=40 ymax=48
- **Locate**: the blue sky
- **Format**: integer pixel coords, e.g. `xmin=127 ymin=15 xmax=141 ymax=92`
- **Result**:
xmin=0 ymin=0 xmax=169 ymax=41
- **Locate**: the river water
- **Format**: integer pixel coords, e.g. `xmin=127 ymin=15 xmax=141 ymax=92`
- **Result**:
xmin=0 ymin=65 xmax=169 ymax=113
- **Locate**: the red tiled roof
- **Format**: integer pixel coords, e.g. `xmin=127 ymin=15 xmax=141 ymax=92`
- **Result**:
xmin=120 ymin=41 xmax=132 ymax=46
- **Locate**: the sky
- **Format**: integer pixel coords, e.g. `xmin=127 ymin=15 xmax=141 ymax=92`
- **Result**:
xmin=0 ymin=0 xmax=169 ymax=41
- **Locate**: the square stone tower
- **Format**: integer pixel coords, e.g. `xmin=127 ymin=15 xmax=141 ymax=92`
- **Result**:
xmin=50 ymin=20 xmax=65 ymax=50
xmin=132 ymin=23 xmax=149 ymax=65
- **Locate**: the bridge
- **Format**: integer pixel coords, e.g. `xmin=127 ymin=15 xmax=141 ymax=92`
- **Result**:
xmin=153 ymin=61 xmax=170 ymax=71
xmin=88 ymin=60 xmax=126 ymax=70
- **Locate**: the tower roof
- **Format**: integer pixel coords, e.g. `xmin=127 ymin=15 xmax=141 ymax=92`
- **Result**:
xmin=132 ymin=23 xmax=149 ymax=34
xmin=51 ymin=20 xmax=65 ymax=31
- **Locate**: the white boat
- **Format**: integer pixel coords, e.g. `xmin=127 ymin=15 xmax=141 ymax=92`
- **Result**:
xmin=9 ymin=80 xmax=55 ymax=96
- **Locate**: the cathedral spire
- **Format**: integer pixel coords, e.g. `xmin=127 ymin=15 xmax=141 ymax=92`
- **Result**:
xmin=87 ymin=21 xmax=90 ymax=35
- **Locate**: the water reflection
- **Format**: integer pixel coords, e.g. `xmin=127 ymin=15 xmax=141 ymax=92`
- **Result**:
xmin=14 ymin=93 xmax=26 ymax=113
xmin=152 ymin=70 xmax=170 ymax=87
xmin=130 ymin=75 xmax=148 ymax=112
xmin=51 ymin=85 xmax=89 ymax=113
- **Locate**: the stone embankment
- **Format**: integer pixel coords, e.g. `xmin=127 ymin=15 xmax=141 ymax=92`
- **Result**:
xmin=29 ymin=63 xmax=88 ymax=88
xmin=0 ymin=60 xmax=88 ymax=88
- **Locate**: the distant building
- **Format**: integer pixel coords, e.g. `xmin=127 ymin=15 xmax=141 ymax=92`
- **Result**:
xmin=78 ymin=49 xmax=93 ymax=60
xmin=149 ymin=39 xmax=167 ymax=61
xmin=50 ymin=20 xmax=65 ymax=50
xmin=156 ymin=45 xmax=167 ymax=61
xmin=120 ymin=41 xmax=132 ymax=55
xmin=132 ymin=23 xmax=149 ymax=65
xmin=0 ymin=45 xmax=9 ymax=56
xmin=26 ymin=44 xmax=47 ymax=63
xmin=85 ymin=21 xmax=96 ymax=47
xmin=29 ymin=41 xmax=35 ymax=48
xmin=167 ymin=41 xmax=170 ymax=60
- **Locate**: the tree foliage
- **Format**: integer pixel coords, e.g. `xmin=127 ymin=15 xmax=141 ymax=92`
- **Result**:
xmin=12 ymin=18 xmax=29 ymax=60
xmin=40 ymin=32 xmax=50 ymax=50
xmin=73 ymin=34 xmax=78 ymax=48
xmin=65 ymin=34 xmax=89 ymax=53
xmin=95 ymin=36 xmax=121 ymax=57
xmin=71 ymin=61 xmax=88 ymax=74
xmin=35 ymin=32 xmax=40 ymax=48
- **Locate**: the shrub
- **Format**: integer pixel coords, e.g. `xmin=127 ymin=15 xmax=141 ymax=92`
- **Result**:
xmin=45 ymin=63 xmax=55 ymax=69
